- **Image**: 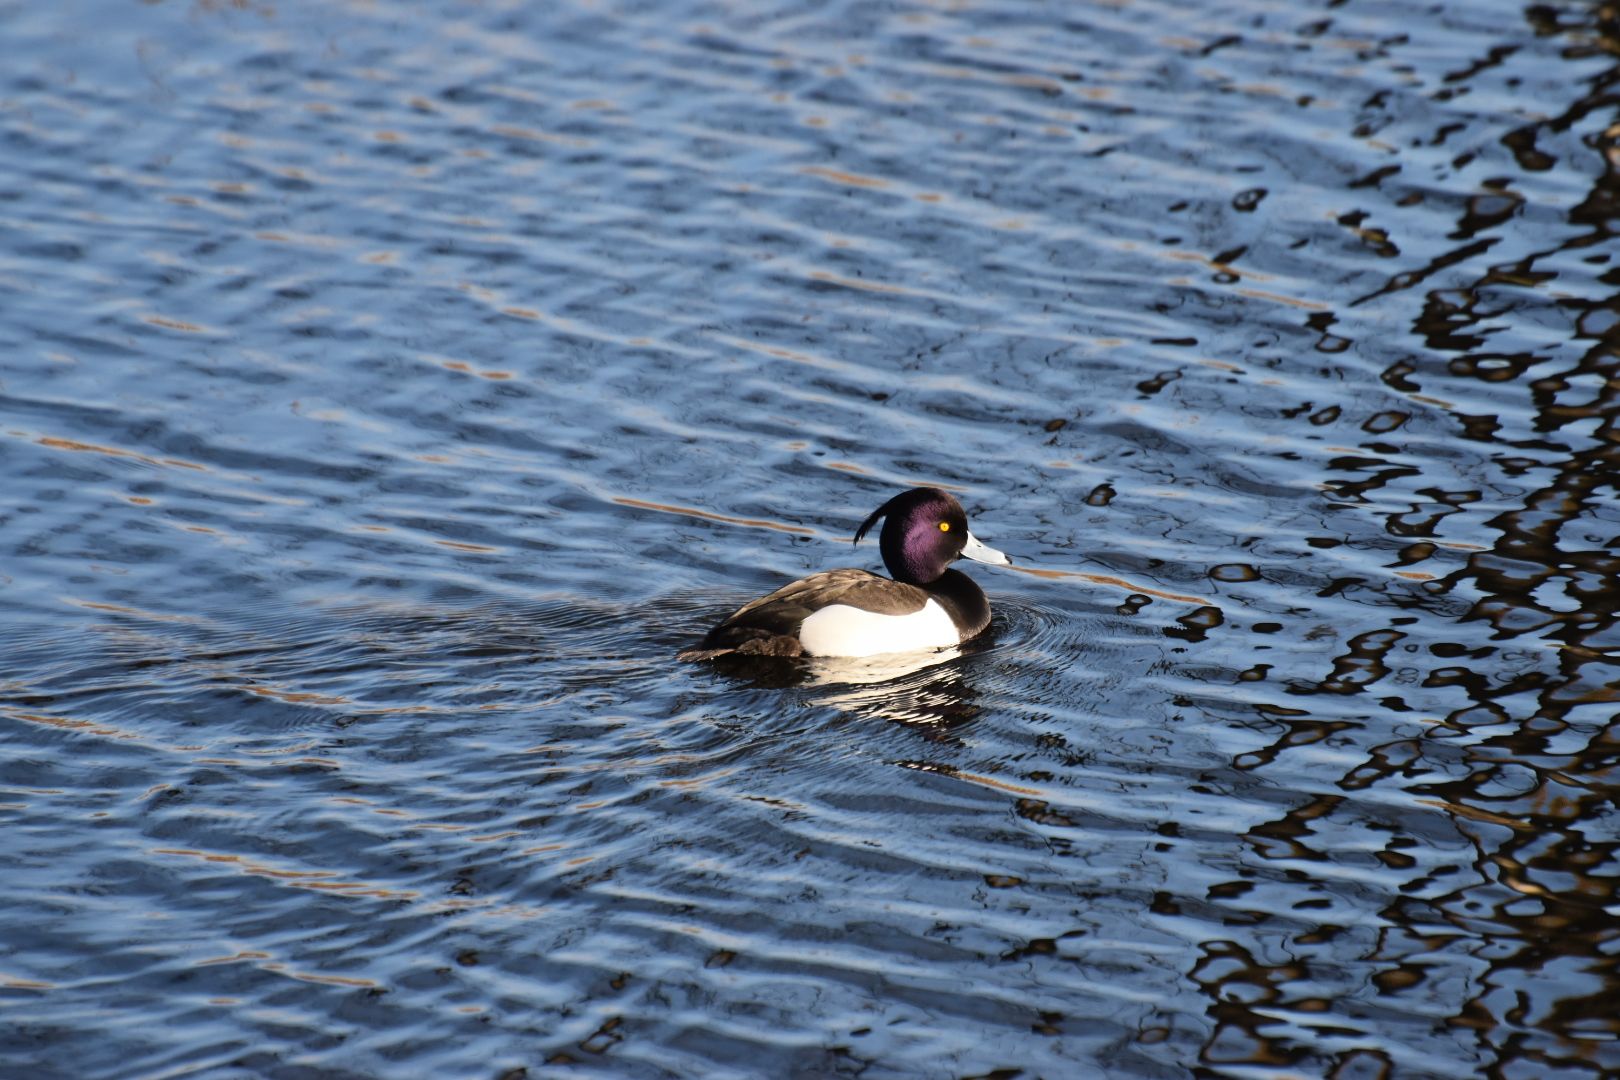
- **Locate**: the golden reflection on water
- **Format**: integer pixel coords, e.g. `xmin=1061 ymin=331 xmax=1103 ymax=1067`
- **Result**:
xmin=35 ymin=434 xmax=208 ymax=471
xmin=613 ymin=495 xmax=816 ymax=535
xmin=799 ymin=165 xmax=890 ymax=190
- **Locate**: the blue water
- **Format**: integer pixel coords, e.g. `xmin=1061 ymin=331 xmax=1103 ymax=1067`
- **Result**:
xmin=2 ymin=1 xmax=1617 ymax=1077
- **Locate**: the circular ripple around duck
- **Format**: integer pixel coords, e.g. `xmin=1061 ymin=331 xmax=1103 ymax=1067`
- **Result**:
xmin=982 ymin=595 xmax=1081 ymax=659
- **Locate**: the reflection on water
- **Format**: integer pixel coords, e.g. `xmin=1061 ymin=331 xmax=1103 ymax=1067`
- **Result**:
xmin=2 ymin=0 xmax=1619 ymax=1076
xmin=699 ymin=646 xmax=985 ymax=733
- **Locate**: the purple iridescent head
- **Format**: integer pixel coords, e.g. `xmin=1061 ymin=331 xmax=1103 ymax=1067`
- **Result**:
xmin=853 ymin=487 xmax=1011 ymax=584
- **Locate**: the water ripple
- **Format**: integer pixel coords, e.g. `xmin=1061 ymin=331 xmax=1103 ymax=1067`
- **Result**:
xmin=3 ymin=0 xmax=1619 ymax=1076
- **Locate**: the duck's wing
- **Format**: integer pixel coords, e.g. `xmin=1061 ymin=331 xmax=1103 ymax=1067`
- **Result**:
xmin=685 ymin=569 xmax=929 ymax=657
xmin=723 ymin=569 xmax=929 ymax=628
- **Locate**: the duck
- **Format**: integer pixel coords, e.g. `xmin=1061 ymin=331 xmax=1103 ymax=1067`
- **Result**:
xmin=680 ymin=487 xmax=1011 ymax=660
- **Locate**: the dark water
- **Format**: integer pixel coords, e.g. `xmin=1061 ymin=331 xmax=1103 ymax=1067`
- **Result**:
xmin=2 ymin=0 xmax=1617 ymax=1076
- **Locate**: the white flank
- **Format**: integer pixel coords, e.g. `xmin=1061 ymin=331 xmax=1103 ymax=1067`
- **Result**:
xmin=798 ymin=599 xmax=958 ymax=658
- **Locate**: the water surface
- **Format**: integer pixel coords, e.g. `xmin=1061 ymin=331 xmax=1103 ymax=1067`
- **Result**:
xmin=2 ymin=1 xmax=1618 ymax=1077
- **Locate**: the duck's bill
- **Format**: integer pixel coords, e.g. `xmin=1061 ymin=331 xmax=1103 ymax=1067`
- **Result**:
xmin=961 ymin=532 xmax=1012 ymax=566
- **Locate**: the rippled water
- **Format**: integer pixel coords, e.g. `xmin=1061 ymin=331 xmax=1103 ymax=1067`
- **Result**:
xmin=3 ymin=0 xmax=1618 ymax=1076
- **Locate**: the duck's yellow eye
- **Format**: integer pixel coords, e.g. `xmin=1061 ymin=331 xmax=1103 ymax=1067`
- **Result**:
xmin=939 ymin=521 xmax=950 ymax=532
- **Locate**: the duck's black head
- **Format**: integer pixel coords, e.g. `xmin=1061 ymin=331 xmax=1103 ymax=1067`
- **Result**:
xmin=854 ymin=487 xmax=1010 ymax=585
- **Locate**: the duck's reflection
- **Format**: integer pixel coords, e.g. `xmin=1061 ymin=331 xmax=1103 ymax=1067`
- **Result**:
xmin=701 ymin=643 xmax=985 ymax=736
xmin=808 ymin=647 xmax=982 ymax=733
